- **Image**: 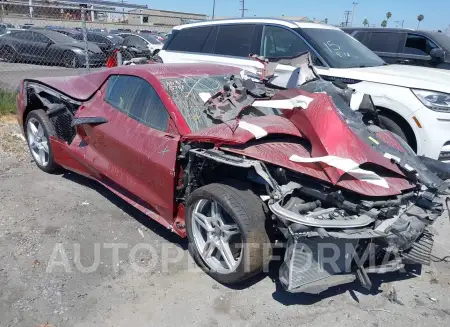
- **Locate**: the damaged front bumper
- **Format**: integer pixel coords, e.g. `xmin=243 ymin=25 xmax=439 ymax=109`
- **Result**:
xmin=270 ymin=186 xmax=443 ymax=294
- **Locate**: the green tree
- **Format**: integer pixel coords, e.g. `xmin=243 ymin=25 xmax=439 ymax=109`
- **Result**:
xmin=386 ymin=12 xmax=392 ymax=20
xmin=363 ymin=18 xmax=369 ymax=26
xmin=324 ymin=18 xmax=328 ymax=24
xmin=417 ymin=14 xmax=424 ymax=29
xmin=381 ymin=20 xmax=387 ymax=28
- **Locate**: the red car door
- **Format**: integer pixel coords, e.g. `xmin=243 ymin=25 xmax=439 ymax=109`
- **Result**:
xmin=76 ymin=74 xmax=180 ymax=225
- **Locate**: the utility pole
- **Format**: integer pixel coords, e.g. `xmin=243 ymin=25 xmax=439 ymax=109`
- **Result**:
xmin=394 ymin=19 xmax=404 ymax=28
xmin=212 ymin=0 xmax=216 ymax=20
xmin=121 ymin=0 xmax=125 ymax=23
xmin=344 ymin=10 xmax=351 ymax=27
xmin=351 ymin=2 xmax=358 ymax=26
xmin=239 ymin=0 xmax=248 ymax=17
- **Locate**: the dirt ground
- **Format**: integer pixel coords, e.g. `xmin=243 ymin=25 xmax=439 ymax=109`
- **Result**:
xmin=1 ymin=117 xmax=450 ymax=327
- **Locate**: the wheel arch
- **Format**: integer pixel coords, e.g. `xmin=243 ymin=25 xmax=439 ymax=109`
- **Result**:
xmin=376 ymin=105 xmax=418 ymax=153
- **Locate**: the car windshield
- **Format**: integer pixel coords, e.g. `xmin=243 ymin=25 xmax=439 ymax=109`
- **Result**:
xmin=104 ymin=34 xmax=123 ymax=44
xmin=297 ymin=28 xmax=386 ymax=68
xmin=45 ymin=30 xmax=78 ymax=43
xmin=161 ymin=75 xmax=281 ymax=132
xmin=139 ymin=34 xmax=162 ymax=44
xmin=428 ymin=32 xmax=450 ymax=51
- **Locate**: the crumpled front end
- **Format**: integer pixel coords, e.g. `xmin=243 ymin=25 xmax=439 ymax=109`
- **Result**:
xmin=182 ymin=52 xmax=449 ymax=294
xmin=271 ymin=181 xmax=443 ymax=293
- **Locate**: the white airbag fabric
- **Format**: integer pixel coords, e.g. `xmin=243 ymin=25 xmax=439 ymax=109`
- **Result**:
xmin=253 ymin=95 xmax=314 ymax=110
xmin=238 ymin=121 xmax=268 ymax=139
xmin=289 ymin=155 xmax=389 ymax=188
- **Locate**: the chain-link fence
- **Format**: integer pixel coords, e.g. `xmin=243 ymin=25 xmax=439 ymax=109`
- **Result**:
xmin=0 ymin=0 xmax=206 ymax=91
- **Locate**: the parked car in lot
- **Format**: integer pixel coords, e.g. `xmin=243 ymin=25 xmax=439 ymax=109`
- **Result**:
xmin=117 ymin=32 xmax=163 ymax=57
xmin=0 ymin=23 xmax=15 ymax=29
xmin=16 ymin=61 xmax=448 ymax=293
xmin=53 ymin=29 xmax=124 ymax=57
xmin=0 ymin=29 xmax=105 ymax=67
xmin=342 ymin=28 xmax=450 ymax=70
xmin=158 ymin=18 xmax=450 ymax=162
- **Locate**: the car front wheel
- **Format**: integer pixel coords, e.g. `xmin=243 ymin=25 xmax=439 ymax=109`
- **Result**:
xmin=186 ymin=182 xmax=271 ymax=284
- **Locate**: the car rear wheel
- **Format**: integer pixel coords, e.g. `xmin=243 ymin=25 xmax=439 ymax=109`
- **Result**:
xmin=62 ymin=51 xmax=78 ymax=68
xmin=25 ymin=110 xmax=59 ymax=173
xmin=1 ymin=46 xmax=17 ymax=63
xmin=186 ymin=182 xmax=271 ymax=284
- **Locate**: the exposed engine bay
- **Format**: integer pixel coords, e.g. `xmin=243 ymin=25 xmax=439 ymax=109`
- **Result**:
xmin=177 ymin=53 xmax=449 ymax=293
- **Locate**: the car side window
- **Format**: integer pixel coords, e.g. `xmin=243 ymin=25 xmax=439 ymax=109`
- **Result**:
xmin=403 ymin=34 xmax=438 ymax=56
xmin=104 ymin=75 xmax=169 ymax=131
xmin=214 ymin=24 xmax=256 ymax=57
xmin=366 ymin=32 xmax=403 ymax=52
xmin=32 ymin=33 xmax=50 ymax=43
xmin=353 ymin=31 xmax=369 ymax=43
xmin=261 ymin=25 xmax=310 ymax=58
xmin=166 ymin=26 xmax=213 ymax=52
xmin=13 ymin=31 xmax=32 ymax=40
xmin=125 ymin=36 xmax=146 ymax=48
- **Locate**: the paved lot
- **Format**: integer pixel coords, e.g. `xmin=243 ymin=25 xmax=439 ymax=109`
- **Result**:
xmin=1 ymin=119 xmax=450 ymax=327
xmin=0 ymin=61 xmax=90 ymax=90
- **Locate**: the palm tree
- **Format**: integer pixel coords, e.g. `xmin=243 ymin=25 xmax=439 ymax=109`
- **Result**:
xmin=417 ymin=14 xmax=424 ymax=29
xmin=363 ymin=18 xmax=369 ymax=26
xmin=381 ymin=20 xmax=387 ymax=28
xmin=386 ymin=12 xmax=392 ymax=20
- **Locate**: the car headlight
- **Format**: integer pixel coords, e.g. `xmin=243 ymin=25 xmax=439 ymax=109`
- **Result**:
xmin=412 ymin=89 xmax=450 ymax=113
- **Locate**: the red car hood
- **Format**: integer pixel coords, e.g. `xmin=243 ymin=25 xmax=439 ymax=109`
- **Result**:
xmin=183 ymin=89 xmax=414 ymax=197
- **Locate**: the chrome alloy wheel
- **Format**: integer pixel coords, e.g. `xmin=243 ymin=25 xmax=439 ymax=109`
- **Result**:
xmin=27 ymin=118 xmax=49 ymax=167
xmin=191 ymin=199 xmax=243 ymax=274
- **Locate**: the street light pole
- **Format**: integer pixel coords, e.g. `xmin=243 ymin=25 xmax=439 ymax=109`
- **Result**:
xmin=212 ymin=0 xmax=216 ymax=20
xmin=351 ymin=2 xmax=358 ymax=26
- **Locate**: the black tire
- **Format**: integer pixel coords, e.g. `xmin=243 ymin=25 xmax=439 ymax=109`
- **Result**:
xmin=121 ymin=49 xmax=134 ymax=62
xmin=186 ymin=181 xmax=271 ymax=284
xmin=378 ymin=114 xmax=409 ymax=143
xmin=1 ymin=46 xmax=17 ymax=63
xmin=62 ymin=51 xmax=78 ymax=68
xmin=25 ymin=110 xmax=60 ymax=173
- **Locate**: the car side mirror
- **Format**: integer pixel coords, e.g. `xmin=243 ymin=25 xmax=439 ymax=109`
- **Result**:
xmin=430 ymin=48 xmax=445 ymax=62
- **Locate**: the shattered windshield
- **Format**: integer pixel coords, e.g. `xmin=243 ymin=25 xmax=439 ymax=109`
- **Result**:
xmin=297 ymin=28 xmax=385 ymax=68
xmin=161 ymin=75 xmax=281 ymax=132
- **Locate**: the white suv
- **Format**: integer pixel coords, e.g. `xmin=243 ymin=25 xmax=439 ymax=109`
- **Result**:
xmin=158 ymin=18 xmax=450 ymax=162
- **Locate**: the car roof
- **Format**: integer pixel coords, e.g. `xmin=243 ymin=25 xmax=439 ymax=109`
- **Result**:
xmin=54 ymin=28 xmax=80 ymax=33
xmin=342 ymin=27 xmax=419 ymax=33
xmin=173 ymin=18 xmax=339 ymax=31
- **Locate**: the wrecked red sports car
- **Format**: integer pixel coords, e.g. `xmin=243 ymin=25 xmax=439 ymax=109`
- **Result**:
xmin=16 ymin=57 xmax=448 ymax=294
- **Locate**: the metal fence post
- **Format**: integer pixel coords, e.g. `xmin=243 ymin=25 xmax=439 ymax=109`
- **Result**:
xmin=80 ymin=7 xmax=90 ymax=74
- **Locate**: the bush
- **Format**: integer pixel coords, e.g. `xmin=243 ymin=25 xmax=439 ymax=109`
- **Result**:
xmin=0 ymin=89 xmax=16 ymax=116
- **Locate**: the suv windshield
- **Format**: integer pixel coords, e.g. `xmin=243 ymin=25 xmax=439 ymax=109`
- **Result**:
xmin=162 ymin=75 xmax=281 ymax=132
xmin=428 ymin=32 xmax=450 ymax=52
xmin=296 ymin=28 xmax=385 ymax=68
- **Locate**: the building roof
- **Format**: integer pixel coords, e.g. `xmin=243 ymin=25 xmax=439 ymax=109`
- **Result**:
xmin=128 ymin=8 xmax=207 ymax=17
